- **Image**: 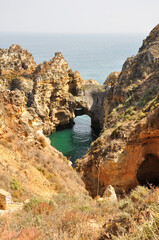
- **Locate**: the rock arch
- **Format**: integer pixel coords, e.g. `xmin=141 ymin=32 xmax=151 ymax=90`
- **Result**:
xmin=73 ymin=101 xmax=101 ymax=132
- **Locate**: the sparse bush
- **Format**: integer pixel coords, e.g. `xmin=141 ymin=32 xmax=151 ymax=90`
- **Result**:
xmin=46 ymin=173 xmax=53 ymax=179
xmin=1 ymin=186 xmax=159 ymax=240
xmin=138 ymin=110 xmax=147 ymax=119
xmin=130 ymin=185 xmax=151 ymax=203
xmin=11 ymin=178 xmax=21 ymax=191
xmin=37 ymin=166 xmax=46 ymax=175
xmin=136 ymin=86 xmax=159 ymax=108
xmin=33 ymin=201 xmax=54 ymax=216
xmin=125 ymin=96 xmax=133 ymax=107
xmin=38 ymin=136 xmax=47 ymax=148
xmin=23 ymin=197 xmax=42 ymax=212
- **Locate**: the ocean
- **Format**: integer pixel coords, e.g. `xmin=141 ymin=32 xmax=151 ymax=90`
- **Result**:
xmin=0 ymin=32 xmax=146 ymax=163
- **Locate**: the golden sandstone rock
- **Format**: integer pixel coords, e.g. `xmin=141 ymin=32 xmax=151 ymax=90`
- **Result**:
xmin=0 ymin=46 xmax=99 ymax=200
xmin=0 ymin=45 xmax=104 ymax=135
xmin=76 ymin=24 xmax=159 ymax=197
xmin=0 ymin=24 xmax=159 ymax=201
xmin=0 ymin=189 xmax=11 ymax=210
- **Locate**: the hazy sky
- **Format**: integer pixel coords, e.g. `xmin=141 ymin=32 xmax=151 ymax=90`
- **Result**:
xmin=0 ymin=0 xmax=158 ymax=34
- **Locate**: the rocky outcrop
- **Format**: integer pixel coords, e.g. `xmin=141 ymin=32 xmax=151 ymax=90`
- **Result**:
xmin=0 ymin=44 xmax=36 ymax=89
xmin=30 ymin=53 xmax=84 ymax=134
xmin=0 ymin=45 xmax=105 ymax=135
xmin=0 ymin=89 xmax=87 ymax=200
xmin=77 ymin=84 xmax=106 ymax=131
xmin=0 ymin=44 xmax=36 ymax=74
xmin=0 ymin=44 xmax=107 ymax=199
xmin=103 ymin=72 xmax=120 ymax=87
xmin=102 ymin=185 xmax=117 ymax=202
xmin=2 ymin=25 xmax=159 ymax=200
xmin=76 ymin=24 xmax=159 ymax=197
xmin=30 ymin=53 xmax=106 ymax=134
xmin=0 ymin=189 xmax=11 ymax=209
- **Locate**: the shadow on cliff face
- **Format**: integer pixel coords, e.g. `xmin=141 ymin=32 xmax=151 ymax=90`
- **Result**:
xmin=137 ymin=153 xmax=159 ymax=187
xmin=77 ymin=85 xmax=107 ymax=133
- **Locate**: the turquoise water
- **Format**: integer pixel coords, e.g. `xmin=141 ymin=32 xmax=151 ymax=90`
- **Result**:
xmin=49 ymin=115 xmax=97 ymax=164
xmin=0 ymin=32 xmax=146 ymax=162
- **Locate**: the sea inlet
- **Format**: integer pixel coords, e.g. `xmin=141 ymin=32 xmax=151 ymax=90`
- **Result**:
xmin=49 ymin=115 xmax=98 ymax=165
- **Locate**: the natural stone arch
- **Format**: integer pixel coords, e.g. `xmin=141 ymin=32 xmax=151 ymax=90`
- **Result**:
xmin=74 ymin=107 xmax=92 ymax=118
xmin=73 ymin=101 xmax=97 ymax=130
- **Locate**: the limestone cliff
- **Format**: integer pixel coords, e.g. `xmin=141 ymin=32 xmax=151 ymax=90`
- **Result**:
xmin=0 ymin=89 xmax=87 ymax=200
xmin=76 ymin=24 xmax=159 ymax=197
xmin=1 ymin=25 xmax=159 ymax=201
xmin=31 ymin=53 xmax=89 ymax=134
xmin=0 ymin=44 xmax=36 ymax=89
xmin=0 ymin=45 xmax=103 ymax=135
xmin=30 ymin=53 xmax=105 ymax=134
xmin=0 ymin=44 xmax=104 ymax=200
xmin=0 ymin=44 xmax=36 ymax=74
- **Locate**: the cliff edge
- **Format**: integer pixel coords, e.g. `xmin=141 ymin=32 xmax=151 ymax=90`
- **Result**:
xmin=76 ymin=24 xmax=159 ymax=197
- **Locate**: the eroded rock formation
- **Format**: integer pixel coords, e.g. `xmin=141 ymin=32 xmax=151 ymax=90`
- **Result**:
xmin=76 ymin=24 xmax=159 ymax=197
xmin=0 ymin=44 xmax=105 ymax=199
xmin=0 ymin=46 xmax=104 ymax=135
xmin=1 ymin=24 xmax=159 ymax=200
xmin=0 ymin=89 xmax=87 ymax=199
xmin=0 ymin=44 xmax=36 ymax=74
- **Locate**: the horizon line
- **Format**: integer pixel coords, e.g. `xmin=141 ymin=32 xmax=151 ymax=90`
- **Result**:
xmin=0 ymin=30 xmax=147 ymax=35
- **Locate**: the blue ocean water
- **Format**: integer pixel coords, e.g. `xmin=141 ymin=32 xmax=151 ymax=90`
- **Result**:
xmin=0 ymin=32 xmax=146 ymax=163
xmin=0 ymin=32 xmax=145 ymax=84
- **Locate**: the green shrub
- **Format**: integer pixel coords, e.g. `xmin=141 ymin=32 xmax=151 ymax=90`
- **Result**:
xmin=138 ymin=111 xmax=147 ymax=119
xmin=136 ymin=86 xmax=159 ymax=108
xmin=37 ymin=166 xmax=46 ymax=175
xmin=38 ymin=136 xmax=47 ymax=148
xmin=125 ymin=96 xmax=133 ymax=107
xmin=24 ymin=198 xmax=44 ymax=212
xmin=11 ymin=178 xmax=21 ymax=191
xmin=130 ymin=186 xmax=151 ymax=204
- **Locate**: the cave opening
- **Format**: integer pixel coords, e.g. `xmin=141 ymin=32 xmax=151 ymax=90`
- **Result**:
xmin=137 ymin=153 xmax=159 ymax=187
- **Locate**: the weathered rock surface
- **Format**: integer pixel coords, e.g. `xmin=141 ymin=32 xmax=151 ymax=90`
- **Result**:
xmin=0 ymin=44 xmax=36 ymax=89
xmin=103 ymin=72 xmax=120 ymax=87
xmin=0 ymin=46 xmax=105 ymax=135
xmin=77 ymin=83 xmax=106 ymax=131
xmin=1 ymin=24 xmax=159 ymax=201
xmin=102 ymin=185 xmax=117 ymax=202
xmin=30 ymin=53 xmax=106 ymax=134
xmin=0 ymin=45 xmax=106 ymax=199
xmin=76 ymin=24 xmax=159 ymax=197
xmin=0 ymin=44 xmax=36 ymax=74
xmin=0 ymin=89 xmax=87 ymax=200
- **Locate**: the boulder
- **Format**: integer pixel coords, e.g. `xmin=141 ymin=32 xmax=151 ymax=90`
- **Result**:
xmin=102 ymin=185 xmax=117 ymax=202
xmin=0 ymin=189 xmax=11 ymax=210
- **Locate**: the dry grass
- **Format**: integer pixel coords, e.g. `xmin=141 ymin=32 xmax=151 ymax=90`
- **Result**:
xmin=1 ymin=185 xmax=159 ymax=239
xmin=100 ymin=185 xmax=159 ymax=240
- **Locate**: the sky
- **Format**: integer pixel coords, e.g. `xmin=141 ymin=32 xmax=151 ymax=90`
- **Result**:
xmin=0 ymin=0 xmax=158 ymax=34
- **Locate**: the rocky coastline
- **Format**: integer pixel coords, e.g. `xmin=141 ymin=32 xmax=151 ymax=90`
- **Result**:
xmin=0 ymin=46 xmax=104 ymax=136
xmin=0 ymin=24 xmax=159 ymax=199
xmin=76 ymin=24 xmax=159 ymax=197
xmin=0 ymin=23 xmax=159 ymax=240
